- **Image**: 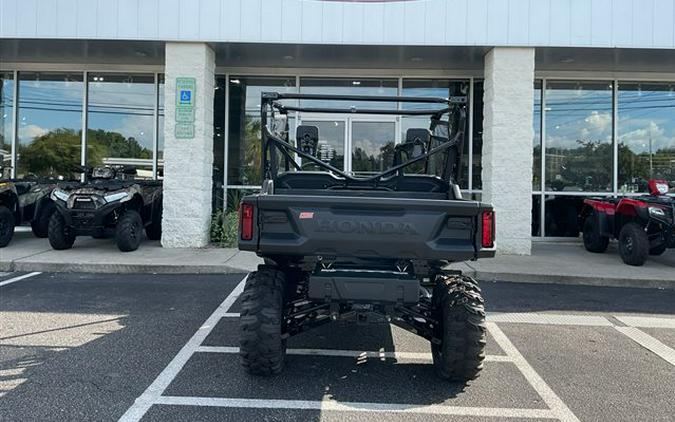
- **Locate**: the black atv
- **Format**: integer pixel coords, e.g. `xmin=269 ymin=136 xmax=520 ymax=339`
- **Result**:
xmin=237 ymin=92 xmax=495 ymax=381
xmin=0 ymin=160 xmax=57 ymax=247
xmin=49 ymin=165 xmax=163 ymax=252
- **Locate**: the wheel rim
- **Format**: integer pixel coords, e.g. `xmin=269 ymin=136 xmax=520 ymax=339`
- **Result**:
xmin=624 ymin=235 xmax=633 ymax=254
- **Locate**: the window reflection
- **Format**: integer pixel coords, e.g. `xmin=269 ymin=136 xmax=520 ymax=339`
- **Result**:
xmin=0 ymin=72 xmax=13 ymax=177
xmin=618 ymin=82 xmax=675 ymax=193
xmin=227 ymin=76 xmax=296 ymax=186
xmin=158 ymin=74 xmax=165 ymax=178
xmin=533 ymin=81 xmax=542 ymax=190
xmin=301 ymin=119 xmax=345 ymax=171
xmin=17 ymin=72 xmax=83 ymax=180
xmin=545 ymin=81 xmax=613 ymax=192
xmin=87 ymin=73 xmax=155 ymax=179
xmin=472 ymin=81 xmax=484 ymax=190
xmin=351 ymin=121 xmax=396 ymax=174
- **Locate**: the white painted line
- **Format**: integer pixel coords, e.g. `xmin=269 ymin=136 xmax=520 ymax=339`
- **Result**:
xmin=118 ymin=276 xmax=248 ymax=422
xmin=615 ymin=327 xmax=675 ymax=367
xmin=194 ymin=345 xmax=513 ymax=363
xmin=221 ymin=312 xmax=240 ymax=318
xmin=614 ymin=316 xmax=675 ymax=329
xmin=156 ymin=396 xmax=558 ymax=419
xmin=0 ymin=272 xmax=41 ymax=288
xmin=488 ymin=313 xmax=613 ymax=327
xmin=487 ymin=322 xmax=580 ymax=422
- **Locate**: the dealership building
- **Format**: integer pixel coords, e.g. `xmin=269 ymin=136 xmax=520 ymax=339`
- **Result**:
xmin=1 ymin=0 xmax=674 ymax=254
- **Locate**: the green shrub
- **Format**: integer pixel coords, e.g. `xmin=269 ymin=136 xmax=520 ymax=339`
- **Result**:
xmin=210 ymin=209 xmax=239 ymax=247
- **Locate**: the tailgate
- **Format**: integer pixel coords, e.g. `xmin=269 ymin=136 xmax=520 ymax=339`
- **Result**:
xmin=240 ymin=194 xmax=494 ymax=261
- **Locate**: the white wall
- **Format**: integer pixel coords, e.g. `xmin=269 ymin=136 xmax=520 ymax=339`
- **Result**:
xmin=1 ymin=0 xmax=674 ymax=49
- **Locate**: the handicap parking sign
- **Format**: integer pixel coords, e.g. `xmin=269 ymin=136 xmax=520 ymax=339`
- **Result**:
xmin=180 ymin=90 xmax=191 ymax=104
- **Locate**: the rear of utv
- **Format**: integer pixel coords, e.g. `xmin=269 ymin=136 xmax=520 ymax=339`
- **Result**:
xmin=236 ymin=92 xmax=496 ymax=381
xmin=49 ymin=165 xmax=163 ymax=252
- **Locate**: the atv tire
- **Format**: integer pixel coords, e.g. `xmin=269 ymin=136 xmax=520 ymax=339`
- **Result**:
xmin=582 ymin=213 xmax=609 ymax=253
xmin=48 ymin=212 xmax=75 ymax=250
xmin=0 ymin=205 xmax=15 ymax=248
xmin=31 ymin=201 xmax=55 ymax=238
xmin=431 ymin=274 xmax=486 ymax=381
xmin=650 ymin=243 xmax=667 ymax=256
xmin=618 ymin=222 xmax=649 ymax=266
xmin=239 ymin=266 xmax=287 ymax=376
xmin=116 ymin=210 xmax=143 ymax=252
xmin=145 ymin=218 xmax=162 ymax=241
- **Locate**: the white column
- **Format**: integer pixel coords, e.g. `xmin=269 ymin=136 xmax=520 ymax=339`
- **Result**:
xmin=482 ymin=47 xmax=535 ymax=255
xmin=161 ymin=42 xmax=215 ymax=248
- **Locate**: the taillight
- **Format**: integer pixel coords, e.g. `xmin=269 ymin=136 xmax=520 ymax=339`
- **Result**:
xmin=482 ymin=211 xmax=495 ymax=248
xmin=240 ymin=203 xmax=254 ymax=241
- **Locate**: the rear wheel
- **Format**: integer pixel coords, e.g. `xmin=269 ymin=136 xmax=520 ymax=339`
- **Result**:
xmin=582 ymin=212 xmax=609 ymax=253
xmin=48 ymin=212 xmax=75 ymax=250
xmin=31 ymin=201 xmax=55 ymax=238
xmin=0 ymin=205 xmax=15 ymax=248
xmin=618 ymin=222 xmax=649 ymax=266
xmin=116 ymin=209 xmax=143 ymax=252
xmin=431 ymin=274 xmax=486 ymax=381
xmin=650 ymin=243 xmax=667 ymax=256
xmin=239 ymin=266 xmax=287 ymax=376
xmin=145 ymin=214 xmax=162 ymax=241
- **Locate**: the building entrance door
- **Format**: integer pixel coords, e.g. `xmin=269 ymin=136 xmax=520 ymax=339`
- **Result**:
xmin=298 ymin=114 xmax=399 ymax=174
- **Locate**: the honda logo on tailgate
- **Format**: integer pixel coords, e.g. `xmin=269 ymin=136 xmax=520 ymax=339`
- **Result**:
xmin=314 ymin=219 xmax=418 ymax=235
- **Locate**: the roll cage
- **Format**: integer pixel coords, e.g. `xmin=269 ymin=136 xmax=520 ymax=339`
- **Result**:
xmin=260 ymin=92 xmax=468 ymax=188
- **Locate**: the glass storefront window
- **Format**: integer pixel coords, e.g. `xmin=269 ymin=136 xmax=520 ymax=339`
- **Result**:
xmin=87 ymin=73 xmax=155 ymax=179
xmin=157 ymin=74 xmax=165 ymax=178
xmin=472 ymin=81 xmax=484 ymax=190
xmin=401 ymin=79 xmax=470 ymax=188
xmin=545 ymin=81 xmax=613 ymax=192
xmin=299 ymin=78 xmax=398 ymax=109
xmin=618 ymin=82 xmax=675 ymax=193
xmin=533 ymin=81 xmax=542 ymax=190
xmin=351 ymin=121 xmax=396 ymax=174
xmin=213 ymin=77 xmax=226 ymax=209
xmin=17 ymin=72 xmax=83 ymax=179
xmin=227 ymin=76 xmax=296 ymax=186
xmin=0 ymin=72 xmax=14 ymax=177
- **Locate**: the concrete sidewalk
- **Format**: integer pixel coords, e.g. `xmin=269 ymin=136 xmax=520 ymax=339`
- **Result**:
xmin=1 ymin=230 xmax=673 ymax=289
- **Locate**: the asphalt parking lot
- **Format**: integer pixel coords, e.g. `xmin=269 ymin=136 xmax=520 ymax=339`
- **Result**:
xmin=1 ymin=272 xmax=674 ymax=422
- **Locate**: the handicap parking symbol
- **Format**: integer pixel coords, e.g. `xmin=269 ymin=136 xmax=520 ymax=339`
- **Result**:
xmin=180 ymin=90 xmax=192 ymax=104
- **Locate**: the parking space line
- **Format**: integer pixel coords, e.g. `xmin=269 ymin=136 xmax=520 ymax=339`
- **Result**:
xmin=155 ymin=395 xmax=558 ymax=419
xmin=194 ymin=345 xmax=514 ymax=363
xmin=118 ymin=276 xmax=248 ymax=422
xmin=488 ymin=313 xmax=612 ymax=327
xmin=0 ymin=272 xmax=41 ymax=288
xmin=487 ymin=322 xmax=580 ymax=422
xmin=615 ymin=327 xmax=675 ymax=366
xmin=614 ymin=316 xmax=675 ymax=329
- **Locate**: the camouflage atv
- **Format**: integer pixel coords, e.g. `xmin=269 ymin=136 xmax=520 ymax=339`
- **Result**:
xmin=49 ymin=165 xmax=163 ymax=252
xmin=0 ymin=159 xmax=57 ymax=247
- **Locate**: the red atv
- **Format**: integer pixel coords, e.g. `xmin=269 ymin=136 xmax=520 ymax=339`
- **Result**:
xmin=581 ymin=180 xmax=674 ymax=266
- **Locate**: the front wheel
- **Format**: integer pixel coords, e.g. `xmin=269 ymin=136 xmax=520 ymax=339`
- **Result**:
xmin=48 ymin=212 xmax=75 ymax=250
xmin=431 ymin=274 xmax=486 ymax=381
xmin=618 ymin=222 xmax=649 ymax=266
xmin=239 ymin=266 xmax=287 ymax=376
xmin=31 ymin=201 xmax=55 ymax=238
xmin=0 ymin=205 xmax=15 ymax=248
xmin=116 ymin=210 xmax=143 ymax=252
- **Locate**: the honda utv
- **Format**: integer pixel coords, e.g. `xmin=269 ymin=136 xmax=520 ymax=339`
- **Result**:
xmin=49 ymin=165 xmax=162 ymax=252
xmin=0 ymin=158 xmax=57 ymax=247
xmin=582 ymin=179 xmax=674 ymax=266
xmin=237 ymin=92 xmax=496 ymax=381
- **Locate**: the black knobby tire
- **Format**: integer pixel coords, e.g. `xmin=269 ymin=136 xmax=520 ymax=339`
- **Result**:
xmin=618 ymin=222 xmax=649 ymax=266
xmin=431 ymin=274 xmax=486 ymax=381
xmin=145 ymin=216 xmax=162 ymax=241
xmin=116 ymin=209 xmax=143 ymax=252
xmin=0 ymin=205 xmax=15 ymax=248
xmin=239 ymin=266 xmax=287 ymax=376
xmin=31 ymin=201 xmax=55 ymax=238
xmin=582 ymin=213 xmax=609 ymax=253
xmin=649 ymin=243 xmax=667 ymax=256
xmin=48 ymin=211 xmax=75 ymax=250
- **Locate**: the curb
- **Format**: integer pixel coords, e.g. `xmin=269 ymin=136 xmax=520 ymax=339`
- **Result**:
xmin=473 ymin=270 xmax=675 ymax=290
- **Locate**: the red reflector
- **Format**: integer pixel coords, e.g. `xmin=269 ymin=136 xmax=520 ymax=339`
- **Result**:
xmin=240 ymin=203 xmax=254 ymax=241
xmin=482 ymin=211 xmax=495 ymax=248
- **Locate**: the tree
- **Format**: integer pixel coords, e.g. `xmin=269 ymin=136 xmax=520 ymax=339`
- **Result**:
xmin=87 ymin=129 xmax=151 ymax=160
xmin=18 ymin=129 xmax=95 ymax=178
